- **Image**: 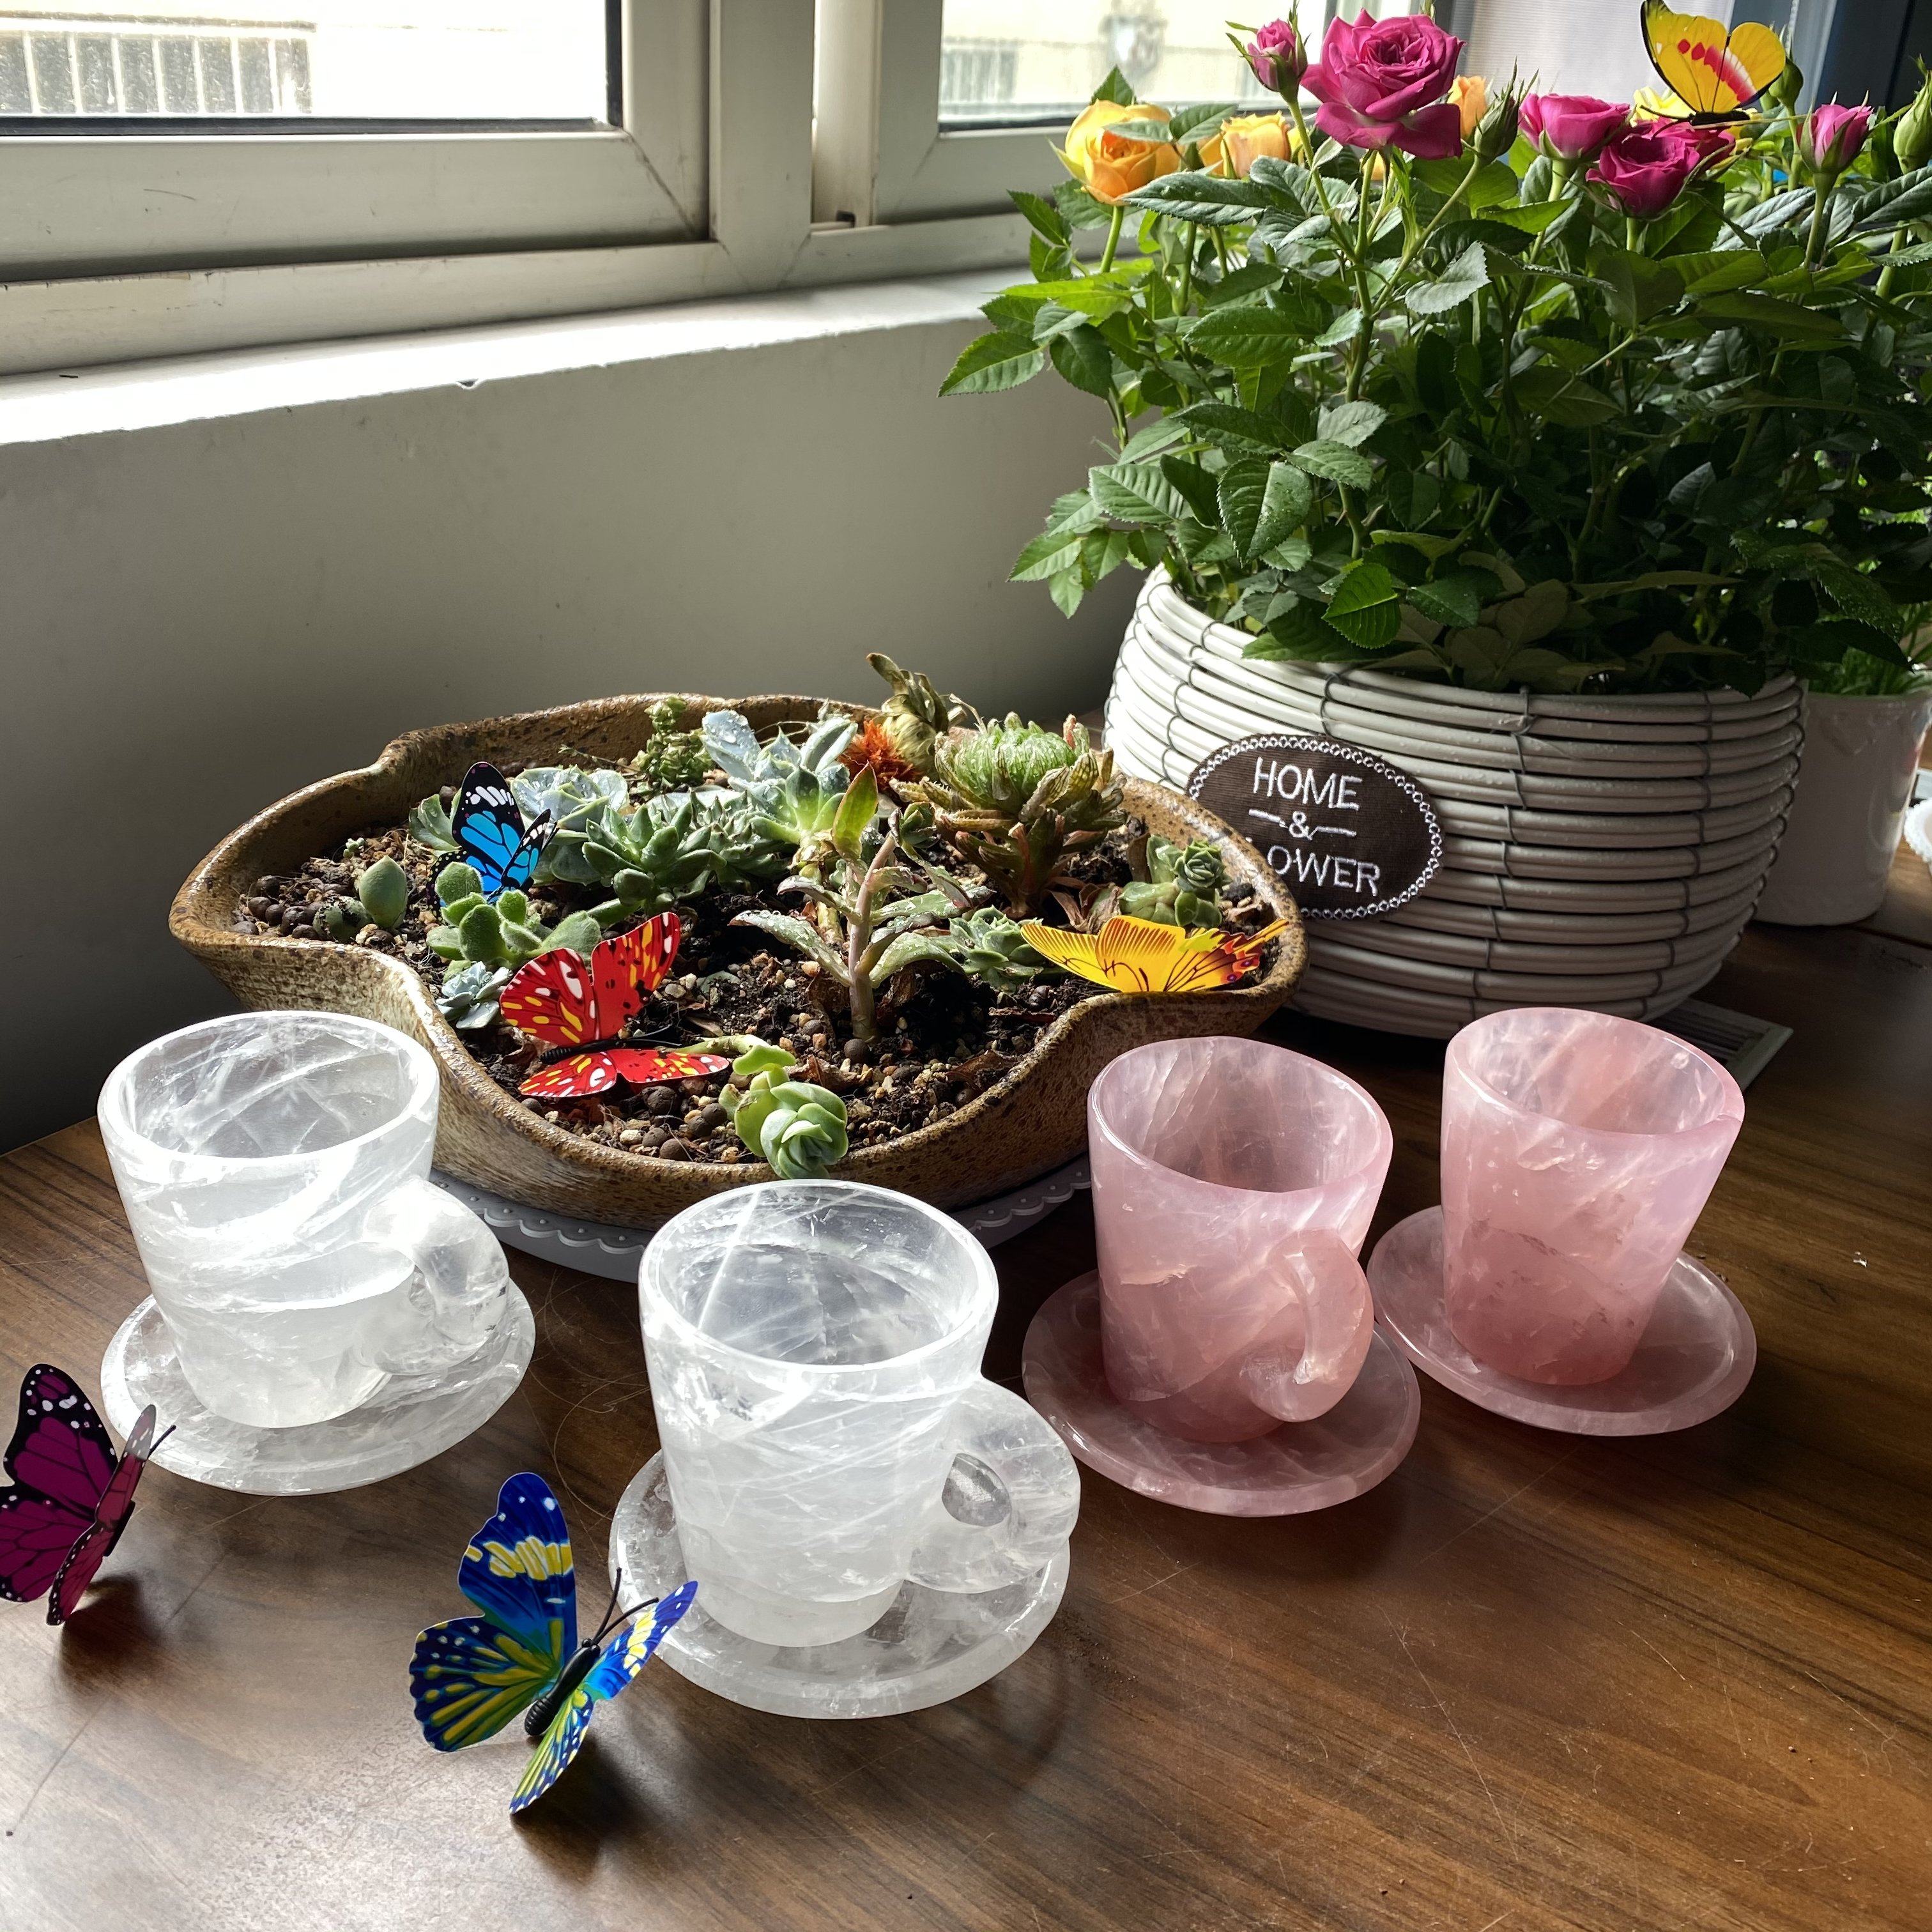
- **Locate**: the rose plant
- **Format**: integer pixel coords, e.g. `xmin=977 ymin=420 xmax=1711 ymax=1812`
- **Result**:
xmin=944 ymin=7 xmax=1932 ymax=694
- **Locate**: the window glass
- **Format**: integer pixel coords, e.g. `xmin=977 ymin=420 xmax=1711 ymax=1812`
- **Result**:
xmin=939 ymin=0 xmax=1288 ymax=126
xmin=0 ymin=2 xmax=611 ymax=121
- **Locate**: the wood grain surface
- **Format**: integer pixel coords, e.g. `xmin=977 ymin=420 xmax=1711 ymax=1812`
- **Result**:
xmin=0 ymin=871 xmax=1926 ymax=1932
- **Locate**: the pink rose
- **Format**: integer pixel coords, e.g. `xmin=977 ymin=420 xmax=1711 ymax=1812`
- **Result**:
xmin=1520 ymin=93 xmax=1629 ymax=164
xmin=1244 ymin=19 xmax=1307 ymax=97
xmin=1798 ymin=102 xmax=1875 ymax=175
xmin=1588 ymin=121 xmax=1705 ymax=218
xmin=1302 ymin=9 xmax=1466 ymax=160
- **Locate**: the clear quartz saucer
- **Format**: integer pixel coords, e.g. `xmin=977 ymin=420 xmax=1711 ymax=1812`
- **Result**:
xmin=100 ymin=1286 xmax=534 ymax=1495
xmin=607 ymin=1454 xmax=1069 ymax=1719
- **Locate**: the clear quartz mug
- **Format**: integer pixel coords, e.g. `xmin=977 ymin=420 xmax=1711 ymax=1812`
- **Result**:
xmin=98 ymin=1011 xmax=512 ymax=1429
xmin=640 ymin=1181 xmax=1080 ymax=1648
xmin=1089 ymin=1036 xmax=1394 ymax=1443
xmin=1440 ymin=1008 xmax=1745 ymax=1386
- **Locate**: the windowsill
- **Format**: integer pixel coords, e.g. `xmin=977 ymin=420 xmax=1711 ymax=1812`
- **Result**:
xmin=0 ymin=266 xmax=1016 ymax=448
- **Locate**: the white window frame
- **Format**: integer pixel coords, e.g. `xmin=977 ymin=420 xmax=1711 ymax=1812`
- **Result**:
xmin=814 ymin=0 xmax=1065 ymax=226
xmin=0 ymin=0 xmax=1041 ymax=375
xmin=0 ymin=4 xmax=710 ymax=275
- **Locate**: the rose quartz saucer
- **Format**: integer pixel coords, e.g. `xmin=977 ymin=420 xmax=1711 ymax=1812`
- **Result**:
xmin=1366 ymin=1208 xmax=1756 ymax=1436
xmin=1020 ymin=1274 xmax=1420 ymax=1517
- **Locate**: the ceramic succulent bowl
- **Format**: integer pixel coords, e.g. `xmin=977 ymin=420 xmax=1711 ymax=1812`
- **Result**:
xmin=171 ymin=694 xmax=1306 ymax=1225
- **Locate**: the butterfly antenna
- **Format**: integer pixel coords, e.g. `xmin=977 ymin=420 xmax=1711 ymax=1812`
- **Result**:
xmin=592 ymin=1567 xmax=627 ymax=1641
xmin=149 ymin=1423 xmax=178 ymax=1455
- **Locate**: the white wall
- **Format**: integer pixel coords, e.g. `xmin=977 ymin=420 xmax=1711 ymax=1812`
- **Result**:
xmin=0 ymin=282 xmax=1136 ymax=1149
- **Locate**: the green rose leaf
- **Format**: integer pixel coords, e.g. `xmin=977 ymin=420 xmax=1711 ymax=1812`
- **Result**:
xmin=1289 ymin=438 xmax=1375 ymax=489
xmin=939 ymin=330 xmax=1047 ymax=395
xmin=1324 ymin=560 xmax=1403 ymax=651
xmin=1048 ymin=324 xmax=1116 ymax=397
xmin=1315 ymin=399 xmax=1387 ymax=448
xmin=1168 ymin=401 xmax=1294 ymax=451
xmin=1124 ymin=169 xmax=1273 ymax=225
xmin=1089 ymin=461 xmax=1192 ymax=526
xmin=1406 ymin=240 xmax=1491 ymax=316
xmin=1183 ymin=305 xmax=1318 ymax=366
xmin=1246 ymin=602 xmax=1366 ymax=662
xmin=1407 ymin=569 xmax=1493 ymax=631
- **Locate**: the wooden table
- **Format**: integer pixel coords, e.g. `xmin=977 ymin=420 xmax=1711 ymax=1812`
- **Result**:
xmin=3 ymin=849 xmax=1928 ymax=1932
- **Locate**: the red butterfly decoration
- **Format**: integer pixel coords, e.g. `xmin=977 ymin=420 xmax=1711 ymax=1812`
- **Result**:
xmin=0 ymin=1365 xmax=170 ymax=1625
xmin=500 ymin=912 xmax=730 ymax=1100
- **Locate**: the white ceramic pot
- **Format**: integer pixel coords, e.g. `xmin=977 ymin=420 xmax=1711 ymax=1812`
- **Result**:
xmin=1105 ymin=570 xmax=1804 ymax=1037
xmin=1754 ymin=687 xmax=1932 ymax=926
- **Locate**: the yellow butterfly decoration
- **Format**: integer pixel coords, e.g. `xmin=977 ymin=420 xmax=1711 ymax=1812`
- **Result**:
xmin=1019 ymin=914 xmax=1290 ymax=995
xmin=1639 ymin=3 xmax=1786 ymax=123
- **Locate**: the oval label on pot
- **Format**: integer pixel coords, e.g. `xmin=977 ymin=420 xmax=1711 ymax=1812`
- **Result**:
xmin=1186 ymin=734 xmax=1442 ymax=919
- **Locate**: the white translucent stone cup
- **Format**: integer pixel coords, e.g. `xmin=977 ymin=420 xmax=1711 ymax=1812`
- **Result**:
xmin=641 ymin=1181 xmax=1080 ymax=1648
xmin=99 ymin=1011 xmax=512 ymax=1429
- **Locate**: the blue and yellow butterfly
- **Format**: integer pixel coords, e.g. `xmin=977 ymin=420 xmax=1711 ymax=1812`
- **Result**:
xmin=452 ymin=761 xmax=554 ymax=900
xmin=1641 ymin=4 xmax=1786 ymax=124
xmin=409 ymin=1472 xmax=696 ymax=1815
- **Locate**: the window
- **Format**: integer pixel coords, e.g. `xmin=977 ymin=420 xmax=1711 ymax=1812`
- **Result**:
xmin=0 ymin=4 xmax=611 ymax=122
xmin=0 ymin=0 xmax=710 ymax=362
xmin=3 ymin=0 xmax=1840 ymax=378
xmin=937 ymin=2 xmax=1275 ymax=128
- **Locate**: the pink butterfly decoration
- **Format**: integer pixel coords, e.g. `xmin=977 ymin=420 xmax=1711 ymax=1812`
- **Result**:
xmin=0 ymin=1365 xmax=168 ymax=1625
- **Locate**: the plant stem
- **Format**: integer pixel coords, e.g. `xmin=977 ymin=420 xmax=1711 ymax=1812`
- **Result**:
xmin=1876 ymin=224 xmax=1909 ymax=298
xmin=1098 ymin=203 xmax=1126 ymax=273
xmin=844 ymin=830 xmax=898 ymax=1045
xmin=1802 ymin=176 xmax=1837 ymax=269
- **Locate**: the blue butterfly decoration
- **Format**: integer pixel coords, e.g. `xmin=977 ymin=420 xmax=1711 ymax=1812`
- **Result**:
xmin=452 ymin=762 xmax=555 ymax=901
xmin=409 ymin=1472 xmax=696 ymax=1815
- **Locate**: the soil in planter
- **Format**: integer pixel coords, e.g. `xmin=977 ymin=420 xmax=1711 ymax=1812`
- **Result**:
xmin=233 ymin=762 xmax=1276 ymax=1160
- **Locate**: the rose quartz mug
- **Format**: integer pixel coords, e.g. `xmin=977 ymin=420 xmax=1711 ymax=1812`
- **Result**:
xmin=1089 ymin=1036 xmax=1393 ymax=1443
xmin=1441 ymin=1009 xmax=1745 ymax=1386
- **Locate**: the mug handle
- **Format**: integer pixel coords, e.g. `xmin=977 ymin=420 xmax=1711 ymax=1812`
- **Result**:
xmin=1238 ymin=1229 xmax=1375 ymax=1425
xmin=358 ymin=1176 xmax=512 ymax=1377
xmin=905 ymin=1381 xmax=1081 ymax=1595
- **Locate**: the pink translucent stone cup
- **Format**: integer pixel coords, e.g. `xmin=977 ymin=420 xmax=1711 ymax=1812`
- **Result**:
xmin=1089 ymin=1036 xmax=1393 ymax=1444
xmin=1440 ymin=1009 xmax=1744 ymax=1386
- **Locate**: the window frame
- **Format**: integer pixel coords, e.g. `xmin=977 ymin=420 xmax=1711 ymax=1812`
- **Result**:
xmin=814 ymin=0 xmax=1066 ymax=226
xmin=0 ymin=1 xmax=708 ymax=278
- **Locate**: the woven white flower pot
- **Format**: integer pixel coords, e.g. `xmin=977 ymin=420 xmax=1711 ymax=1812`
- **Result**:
xmin=1754 ymin=687 xmax=1932 ymax=926
xmin=1105 ymin=570 xmax=1803 ymax=1038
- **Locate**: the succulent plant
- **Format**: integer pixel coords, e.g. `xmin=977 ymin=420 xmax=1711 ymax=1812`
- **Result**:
xmin=1119 ymin=836 xmax=1229 ymax=930
xmin=732 ymin=772 xmax=958 ymax=1042
xmin=628 ymin=698 xmax=712 ymax=796
xmin=942 ymin=907 xmax=1057 ymax=992
xmin=407 ymin=792 xmax=459 ymax=853
xmin=543 ymin=788 xmax=783 ymax=922
xmin=721 ymin=1071 xmax=850 ymax=1179
xmin=314 ymin=854 xmax=411 ymax=940
xmin=909 ymin=715 xmax=1124 ymax=917
xmin=426 ymin=862 xmax=601 ymax=969
xmin=702 ymin=710 xmax=856 ymax=866
xmin=436 ymin=961 xmax=514 ymax=1031
xmin=354 ymin=856 xmax=410 ymax=930
xmin=864 ymin=654 xmax=980 ymax=774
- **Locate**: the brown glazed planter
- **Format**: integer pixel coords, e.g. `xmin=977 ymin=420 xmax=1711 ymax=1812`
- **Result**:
xmin=171 ymin=695 xmax=1305 ymax=1224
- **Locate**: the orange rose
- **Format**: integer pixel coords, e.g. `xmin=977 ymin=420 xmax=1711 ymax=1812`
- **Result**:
xmin=1058 ymin=99 xmax=1181 ymax=204
xmin=1203 ymin=111 xmax=1299 ymax=178
xmin=1450 ymin=75 xmax=1489 ymax=139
